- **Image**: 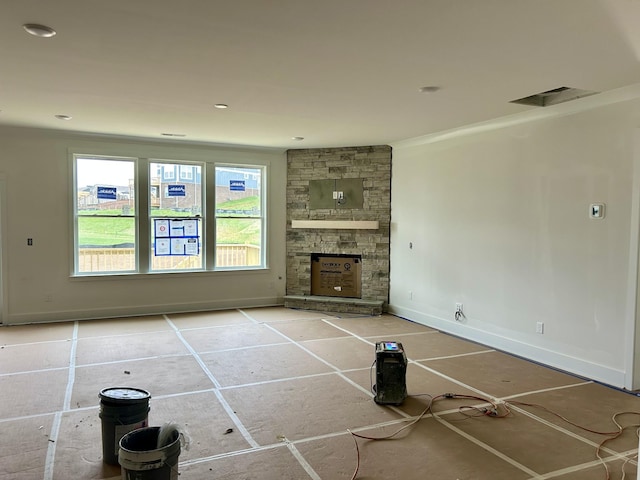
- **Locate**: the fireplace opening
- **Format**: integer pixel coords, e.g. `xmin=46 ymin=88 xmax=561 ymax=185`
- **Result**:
xmin=310 ymin=253 xmax=362 ymax=298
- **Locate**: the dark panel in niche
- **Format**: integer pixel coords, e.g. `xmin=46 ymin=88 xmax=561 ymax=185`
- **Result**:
xmin=338 ymin=178 xmax=363 ymax=209
xmin=309 ymin=178 xmax=363 ymax=209
xmin=309 ymin=179 xmax=335 ymax=209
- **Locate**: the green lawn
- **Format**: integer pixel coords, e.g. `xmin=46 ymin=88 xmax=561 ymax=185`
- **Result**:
xmin=77 ymin=216 xmax=135 ymax=246
xmin=216 ymin=218 xmax=261 ymax=245
xmin=215 ymin=196 xmax=261 ymax=214
xmin=77 ymin=197 xmax=261 ymax=246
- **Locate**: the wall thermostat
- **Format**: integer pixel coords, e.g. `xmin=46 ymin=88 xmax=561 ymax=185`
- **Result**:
xmin=590 ymin=203 xmax=605 ymax=219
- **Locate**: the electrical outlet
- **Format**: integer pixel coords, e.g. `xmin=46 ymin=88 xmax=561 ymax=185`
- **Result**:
xmin=536 ymin=322 xmax=544 ymax=334
xmin=455 ymin=303 xmax=463 ymax=313
xmin=44 ymin=294 xmax=53 ymax=302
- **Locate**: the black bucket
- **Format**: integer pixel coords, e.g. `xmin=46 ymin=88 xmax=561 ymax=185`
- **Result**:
xmin=119 ymin=426 xmax=181 ymax=480
xmin=99 ymin=387 xmax=151 ymax=465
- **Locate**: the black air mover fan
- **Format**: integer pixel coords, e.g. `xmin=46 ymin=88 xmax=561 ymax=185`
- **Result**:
xmin=373 ymin=341 xmax=407 ymax=405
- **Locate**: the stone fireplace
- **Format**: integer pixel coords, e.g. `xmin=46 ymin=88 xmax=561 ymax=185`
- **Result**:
xmin=285 ymin=145 xmax=391 ymax=315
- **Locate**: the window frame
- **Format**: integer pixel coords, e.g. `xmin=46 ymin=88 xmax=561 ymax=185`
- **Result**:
xmin=72 ymin=153 xmax=268 ymax=276
xmin=149 ymin=159 xmax=205 ymax=273
xmin=212 ymin=163 xmax=266 ymax=270
xmin=73 ymin=155 xmax=138 ymax=276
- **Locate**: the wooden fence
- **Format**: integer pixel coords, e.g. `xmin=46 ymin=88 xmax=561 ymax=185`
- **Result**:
xmin=78 ymin=244 xmax=260 ymax=272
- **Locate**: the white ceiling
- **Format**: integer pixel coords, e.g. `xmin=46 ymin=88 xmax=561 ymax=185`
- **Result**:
xmin=1 ymin=0 xmax=640 ymax=150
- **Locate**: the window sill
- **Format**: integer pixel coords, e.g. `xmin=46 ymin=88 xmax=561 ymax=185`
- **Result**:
xmin=70 ymin=267 xmax=270 ymax=281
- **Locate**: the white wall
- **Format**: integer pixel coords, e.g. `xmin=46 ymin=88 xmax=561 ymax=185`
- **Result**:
xmin=0 ymin=127 xmax=287 ymax=325
xmin=389 ymin=96 xmax=640 ymax=389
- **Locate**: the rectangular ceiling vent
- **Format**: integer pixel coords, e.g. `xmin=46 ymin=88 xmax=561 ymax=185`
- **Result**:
xmin=510 ymin=86 xmax=599 ymax=107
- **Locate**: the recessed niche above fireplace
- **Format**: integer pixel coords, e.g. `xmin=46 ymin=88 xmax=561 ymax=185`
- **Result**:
xmin=309 ymin=178 xmax=364 ymax=209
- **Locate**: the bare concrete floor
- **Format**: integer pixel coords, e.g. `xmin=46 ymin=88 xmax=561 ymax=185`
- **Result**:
xmin=1 ymin=306 xmax=639 ymax=479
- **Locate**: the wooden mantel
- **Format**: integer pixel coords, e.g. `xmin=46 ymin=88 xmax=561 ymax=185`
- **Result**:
xmin=290 ymin=220 xmax=379 ymax=230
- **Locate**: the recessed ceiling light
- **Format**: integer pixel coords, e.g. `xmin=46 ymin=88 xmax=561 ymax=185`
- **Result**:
xmin=55 ymin=114 xmax=72 ymax=120
xmin=292 ymin=137 xmax=304 ymax=141
xmin=214 ymin=104 xmax=228 ymax=109
xmin=23 ymin=23 xmax=57 ymax=38
xmin=419 ymin=86 xmax=441 ymax=93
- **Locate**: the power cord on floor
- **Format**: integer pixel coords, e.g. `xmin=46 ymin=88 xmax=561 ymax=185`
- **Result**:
xmin=347 ymin=394 xmax=435 ymax=480
xmin=506 ymin=400 xmax=640 ymax=480
xmin=347 ymin=393 xmax=640 ymax=480
xmin=347 ymin=392 xmax=507 ymax=479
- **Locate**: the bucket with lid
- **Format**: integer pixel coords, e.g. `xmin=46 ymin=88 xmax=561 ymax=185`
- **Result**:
xmin=98 ymin=387 xmax=151 ymax=465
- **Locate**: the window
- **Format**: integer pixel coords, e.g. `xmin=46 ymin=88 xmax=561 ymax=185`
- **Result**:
xmin=73 ymin=155 xmax=266 ymax=275
xmin=150 ymin=161 xmax=203 ymax=272
xmin=74 ymin=156 xmax=136 ymax=274
xmin=163 ymin=166 xmax=175 ymax=180
xmin=179 ymin=165 xmax=193 ymax=180
xmin=215 ymin=166 xmax=264 ymax=268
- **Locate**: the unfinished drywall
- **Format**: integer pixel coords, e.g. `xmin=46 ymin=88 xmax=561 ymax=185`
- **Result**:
xmin=0 ymin=127 xmax=287 ymax=324
xmin=389 ymin=97 xmax=640 ymax=389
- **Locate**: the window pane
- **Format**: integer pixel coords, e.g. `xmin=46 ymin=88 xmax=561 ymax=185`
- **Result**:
xmin=150 ymin=161 xmax=203 ymax=271
xmin=215 ymin=167 xmax=261 ymax=216
xmin=215 ymin=166 xmax=263 ymax=268
xmin=77 ymin=217 xmax=135 ymax=271
xmin=75 ymin=157 xmax=135 ymax=274
xmin=215 ymin=218 xmax=262 ymax=267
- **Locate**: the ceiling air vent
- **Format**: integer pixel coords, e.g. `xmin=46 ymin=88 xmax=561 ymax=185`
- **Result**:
xmin=510 ymin=86 xmax=599 ymax=107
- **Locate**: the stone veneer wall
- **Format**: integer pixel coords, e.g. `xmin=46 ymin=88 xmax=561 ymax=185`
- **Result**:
xmin=286 ymin=145 xmax=391 ymax=309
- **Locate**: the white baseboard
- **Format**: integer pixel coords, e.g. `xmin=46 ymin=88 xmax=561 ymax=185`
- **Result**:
xmin=3 ymin=296 xmax=284 ymax=325
xmin=388 ymin=304 xmax=627 ymax=389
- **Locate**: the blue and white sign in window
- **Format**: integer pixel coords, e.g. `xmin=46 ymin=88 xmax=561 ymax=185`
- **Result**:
xmin=230 ymin=180 xmax=245 ymax=191
xmin=167 ymin=184 xmax=186 ymax=197
xmin=97 ymin=186 xmax=117 ymax=200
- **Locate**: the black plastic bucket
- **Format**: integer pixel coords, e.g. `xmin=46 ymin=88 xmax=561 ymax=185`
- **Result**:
xmin=119 ymin=426 xmax=181 ymax=480
xmin=99 ymin=387 xmax=151 ymax=465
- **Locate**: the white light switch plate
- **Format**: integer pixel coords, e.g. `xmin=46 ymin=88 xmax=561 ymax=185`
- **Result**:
xmin=590 ymin=203 xmax=605 ymax=219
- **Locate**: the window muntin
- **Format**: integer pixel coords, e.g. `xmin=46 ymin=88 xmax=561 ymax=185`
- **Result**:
xmin=150 ymin=161 xmax=203 ymax=272
xmin=74 ymin=157 xmax=136 ymax=274
xmin=215 ymin=166 xmax=264 ymax=268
